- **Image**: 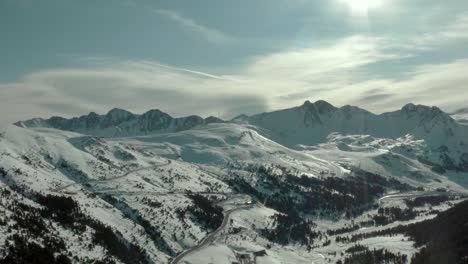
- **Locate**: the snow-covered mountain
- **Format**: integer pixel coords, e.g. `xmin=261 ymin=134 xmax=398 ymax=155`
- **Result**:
xmin=247 ymin=101 xmax=468 ymax=172
xmin=17 ymin=101 xmax=466 ymax=147
xmin=15 ymin=108 xmax=224 ymax=137
xmin=3 ymin=101 xmax=468 ymax=264
xmin=248 ymin=100 xmax=464 ymax=146
xmin=16 ymin=101 xmax=468 ymax=172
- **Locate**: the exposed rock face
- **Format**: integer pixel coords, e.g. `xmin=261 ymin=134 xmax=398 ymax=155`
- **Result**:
xmin=15 ymin=108 xmax=222 ymax=137
xmin=204 ymin=116 xmax=224 ymax=124
xmin=137 ymin=109 xmax=172 ymax=132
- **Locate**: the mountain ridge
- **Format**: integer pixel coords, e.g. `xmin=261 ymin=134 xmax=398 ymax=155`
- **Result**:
xmin=15 ymin=100 xmax=466 ymax=149
xmin=247 ymin=100 xmax=462 ymax=145
xmin=15 ymin=108 xmax=225 ymax=137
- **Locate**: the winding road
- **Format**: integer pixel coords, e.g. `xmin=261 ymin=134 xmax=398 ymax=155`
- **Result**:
xmin=52 ymin=158 xmax=255 ymax=264
xmin=51 ymin=160 xmax=171 ymax=193
xmin=171 ymin=203 xmax=254 ymax=264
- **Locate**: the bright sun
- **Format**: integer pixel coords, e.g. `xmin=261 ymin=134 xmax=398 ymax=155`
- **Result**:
xmin=340 ymin=0 xmax=386 ymax=15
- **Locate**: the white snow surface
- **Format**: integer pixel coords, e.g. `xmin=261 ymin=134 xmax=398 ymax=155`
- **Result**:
xmin=1 ymin=102 xmax=468 ymax=264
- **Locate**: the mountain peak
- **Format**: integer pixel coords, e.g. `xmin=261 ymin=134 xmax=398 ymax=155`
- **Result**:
xmin=204 ymin=116 xmax=224 ymax=124
xmin=402 ymin=102 xmax=416 ymax=108
xmin=101 ymin=108 xmax=135 ymax=128
xmin=401 ymin=103 xmax=441 ymax=112
xmin=314 ymin=99 xmax=333 ymax=106
xmin=301 ymin=100 xmax=337 ymax=114
xmin=401 ymin=103 xmax=446 ymax=117
xmin=231 ymin=114 xmax=249 ymax=122
xmin=87 ymin=112 xmax=99 ymax=118
xmin=401 ymin=103 xmax=422 ymax=113
xmin=396 ymin=103 xmax=456 ymax=131
xmin=106 ymin=108 xmax=134 ymax=117
xmin=314 ymin=100 xmax=336 ymax=112
xmin=141 ymin=109 xmax=170 ymax=118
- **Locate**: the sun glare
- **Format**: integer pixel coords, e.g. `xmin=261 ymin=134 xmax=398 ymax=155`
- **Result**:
xmin=340 ymin=0 xmax=386 ymax=15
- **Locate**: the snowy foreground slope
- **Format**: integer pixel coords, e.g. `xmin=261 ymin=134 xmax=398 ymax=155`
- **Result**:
xmin=2 ymin=101 xmax=468 ymax=264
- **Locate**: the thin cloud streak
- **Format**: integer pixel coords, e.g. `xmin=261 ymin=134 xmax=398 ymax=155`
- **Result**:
xmin=139 ymin=61 xmax=239 ymax=81
xmin=153 ymin=9 xmax=233 ymax=44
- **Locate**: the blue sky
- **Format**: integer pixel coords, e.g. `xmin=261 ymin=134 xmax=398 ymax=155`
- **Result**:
xmin=1 ymin=0 xmax=468 ymax=124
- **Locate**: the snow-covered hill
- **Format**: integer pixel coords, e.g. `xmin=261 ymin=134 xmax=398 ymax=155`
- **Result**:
xmin=2 ymin=101 xmax=468 ymax=264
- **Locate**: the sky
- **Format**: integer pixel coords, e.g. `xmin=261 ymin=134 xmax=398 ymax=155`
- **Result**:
xmin=1 ymin=0 xmax=468 ymax=125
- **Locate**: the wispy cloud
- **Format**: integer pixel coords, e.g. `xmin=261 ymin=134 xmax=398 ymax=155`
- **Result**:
xmin=0 ymin=59 xmax=266 ymax=125
xmin=245 ymin=35 xmax=405 ymax=79
xmin=153 ymin=9 xmax=232 ymax=44
xmin=2 ymin=20 xmax=468 ymax=125
xmin=401 ymin=13 xmax=468 ymax=50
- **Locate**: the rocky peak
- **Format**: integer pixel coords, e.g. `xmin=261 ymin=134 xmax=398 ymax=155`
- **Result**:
xmin=138 ymin=109 xmax=173 ymax=131
xmin=106 ymin=108 xmax=134 ymax=118
xmin=174 ymin=115 xmax=204 ymax=131
xmin=140 ymin=109 xmax=171 ymax=119
xmin=204 ymin=116 xmax=224 ymax=124
xmin=101 ymin=108 xmax=135 ymax=128
xmin=82 ymin=112 xmax=101 ymax=129
xmin=301 ymin=100 xmax=337 ymax=114
xmin=314 ymin=100 xmax=337 ymax=112
xmin=339 ymin=105 xmax=373 ymax=120
xmin=400 ymin=104 xmax=449 ymax=122
xmin=401 ymin=103 xmax=442 ymax=114
xmin=87 ymin=112 xmax=100 ymax=118
xmin=231 ymin=114 xmax=249 ymax=123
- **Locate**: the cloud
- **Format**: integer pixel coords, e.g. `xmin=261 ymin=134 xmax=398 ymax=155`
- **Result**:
xmin=353 ymin=93 xmax=396 ymax=105
xmin=153 ymin=9 xmax=233 ymax=44
xmin=408 ymin=13 xmax=468 ymax=49
xmin=38 ymin=103 xmax=90 ymax=115
xmin=246 ymin=36 xmax=402 ymax=77
xmin=2 ymin=27 xmax=468 ymax=126
xmin=230 ymin=35 xmax=413 ymax=109
xmin=0 ymin=60 xmax=267 ymax=125
xmin=338 ymin=59 xmax=468 ymax=112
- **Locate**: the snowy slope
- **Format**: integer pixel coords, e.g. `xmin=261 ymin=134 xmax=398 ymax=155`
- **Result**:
xmin=0 ymin=125 xmax=237 ymax=263
xmin=247 ymin=100 xmax=466 ymax=146
xmin=1 ymin=123 xmax=359 ymax=263
xmin=248 ymin=100 xmax=468 ymax=172
xmin=2 ymin=102 xmax=468 ymax=264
